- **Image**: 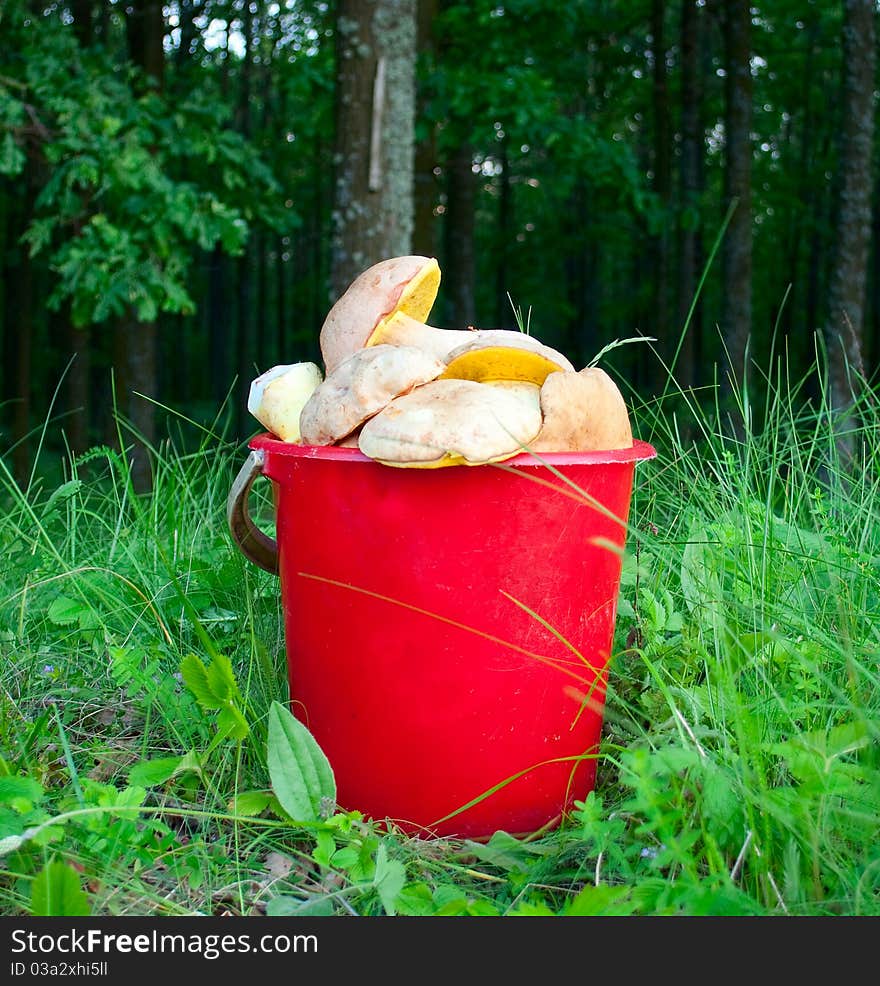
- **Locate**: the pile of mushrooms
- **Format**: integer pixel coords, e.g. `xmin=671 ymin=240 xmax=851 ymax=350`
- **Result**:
xmin=248 ymin=255 xmax=633 ymax=467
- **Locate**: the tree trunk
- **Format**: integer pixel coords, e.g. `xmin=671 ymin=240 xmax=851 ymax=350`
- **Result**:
xmin=721 ymin=0 xmax=753 ymax=391
xmin=113 ymin=318 xmax=157 ymax=490
xmin=677 ymin=0 xmax=702 ymax=389
xmin=412 ymin=0 xmax=439 ymax=259
xmin=121 ymin=0 xmax=165 ymax=491
xmin=331 ymin=0 xmax=418 ymax=299
xmin=208 ymin=245 xmax=230 ymax=410
xmin=442 ymin=143 xmax=476 ymax=327
xmin=650 ymin=0 xmax=671 ymax=360
xmin=71 ymin=0 xmax=92 ymax=48
xmin=234 ymin=1 xmax=255 ymax=440
xmin=66 ymin=320 xmax=91 ymax=457
xmin=825 ymin=0 xmax=875 ymax=431
xmin=494 ymin=133 xmax=511 ymax=326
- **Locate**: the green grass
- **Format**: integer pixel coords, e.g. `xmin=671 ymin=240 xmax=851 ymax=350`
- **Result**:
xmin=1 ymin=346 xmax=878 ymax=917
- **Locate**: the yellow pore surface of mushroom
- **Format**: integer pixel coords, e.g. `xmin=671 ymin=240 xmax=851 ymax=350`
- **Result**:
xmin=299 ymin=344 xmax=446 ymax=446
xmin=530 ymin=366 xmax=633 ymax=453
xmin=319 ymin=256 xmax=441 ymax=374
xmin=438 ymin=331 xmax=575 ymax=388
xmin=357 ymin=378 xmax=542 ymax=468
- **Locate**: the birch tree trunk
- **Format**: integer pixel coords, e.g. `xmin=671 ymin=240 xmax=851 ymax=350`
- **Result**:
xmin=331 ymin=0 xmax=418 ymax=301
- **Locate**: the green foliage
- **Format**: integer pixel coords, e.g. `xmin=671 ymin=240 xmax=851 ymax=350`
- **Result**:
xmin=30 ymin=860 xmax=90 ymax=917
xmin=180 ymin=652 xmax=250 ymax=741
xmin=0 ymin=3 xmax=285 ymax=328
xmin=266 ymin=700 xmax=336 ymax=822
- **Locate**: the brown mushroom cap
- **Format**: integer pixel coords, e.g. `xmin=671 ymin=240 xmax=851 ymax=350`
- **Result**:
xmin=319 ymin=256 xmax=441 ymax=374
xmin=530 ymin=366 xmax=633 ymax=452
xmin=357 ymin=378 xmax=543 ymax=468
xmin=299 ymin=344 xmax=446 ymax=446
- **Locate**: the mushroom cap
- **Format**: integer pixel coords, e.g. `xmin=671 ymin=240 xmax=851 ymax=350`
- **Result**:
xmin=358 ymin=378 xmax=543 ymax=468
xmin=247 ymin=362 xmax=323 ymax=443
xmin=319 ymin=256 xmax=441 ymax=374
xmin=439 ymin=330 xmax=575 ymax=385
xmin=299 ymin=344 xmax=446 ymax=446
xmin=530 ymin=366 xmax=633 ymax=452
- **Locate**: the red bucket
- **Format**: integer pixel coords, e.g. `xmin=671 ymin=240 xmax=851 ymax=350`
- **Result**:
xmin=228 ymin=436 xmax=656 ymax=839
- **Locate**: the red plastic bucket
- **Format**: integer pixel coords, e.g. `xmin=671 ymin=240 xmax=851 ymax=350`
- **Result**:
xmin=228 ymin=435 xmax=655 ymax=839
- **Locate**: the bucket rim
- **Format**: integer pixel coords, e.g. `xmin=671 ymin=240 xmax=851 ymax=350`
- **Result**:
xmin=248 ymin=433 xmax=657 ymax=466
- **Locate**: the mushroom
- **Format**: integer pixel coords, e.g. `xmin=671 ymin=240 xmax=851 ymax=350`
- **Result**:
xmin=529 ymin=366 xmax=633 ymax=453
xmin=247 ymin=362 xmax=323 ymax=443
xmin=299 ymin=344 xmax=446 ymax=446
xmin=319 ymin=256 xmax=443 ymax=374
xmin=357 ymin=378 xmax=543 ymax=468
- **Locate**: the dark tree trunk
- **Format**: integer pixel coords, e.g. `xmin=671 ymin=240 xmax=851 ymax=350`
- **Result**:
xmin=825 ymin=0 xmax=876 ymax=430
xmin=413 ymin=0 xmax=439 ymax=259
xmin=650 ymin=0 xmax=672 ymax=359
xmin=442 ymin=143 xmax=476 ymax=327
xmin=66 ymin=319 xmax=91 ymax=456
xmin=564 ymin=179 xmax=600 ymax=367
xmin=871 ymin=168 xmax=880 ymax=370
xmin=331 ymin=0 xmax=418 ymax=299
xmin=208 ymin=246 xmax=230 ymax=410
xmin=234 ymin=2 xmax=255 ymax=439
xmin=494 ymin=134 xmax=511 ymax=326
xmin=176 ymin=0 xmax=200 ymax=66
xmin=721 ymin=0 xmax=753 ymax=391
xmin=113 ymin=318 xmax=157 ymax=490
xmin=71 ymin=0 xmax=92 ymax=48
xmin=13 ymin=261 xmax=32 ymax=489
xmin=677 ymin=0 xmax=702 ymax=389
xmin=121 ymin=0 xmax=165 ymax=491
xmin=126 ymin=0 xmax=165 ymax=85
xmin=1 ymin=179 xmax=34 ymax=488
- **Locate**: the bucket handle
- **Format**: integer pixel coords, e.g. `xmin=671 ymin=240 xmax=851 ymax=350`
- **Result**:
xmin=227 ymin=449 xmax=279 ymax=575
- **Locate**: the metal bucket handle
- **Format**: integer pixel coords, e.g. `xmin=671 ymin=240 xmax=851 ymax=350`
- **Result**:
xmin=227 ymin=449 xmax=279 ymax=575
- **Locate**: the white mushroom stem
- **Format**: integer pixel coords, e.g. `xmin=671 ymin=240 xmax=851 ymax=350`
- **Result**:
xmin=369 ymin=312 xmax=476 ymax=361
xmin=248 ymin=362 xmax=323 ymax=443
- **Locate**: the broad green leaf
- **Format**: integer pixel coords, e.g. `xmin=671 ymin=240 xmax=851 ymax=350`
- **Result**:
xmin=0 ymin=775 xmax=44 ymax=806
xmin=47 ymin=595 xmax=88 ymax=626
xmin=267 ymin=701 xmax=335 ymax=823
xmin=217 ymin=703 xmax=250 ymax=741
xmin=30 ymin=861 xmax=90 ymax=917
xmin=373 ymin=843 xmax=406 ymax=915
xmin=463 ymin=830 xmax=551 ymax=872
xmin=179 ymin=653 xmax=218 ymax=708
xmin=229 ymin=790 xmax=274 ymax=817
xmin=205 ymin=652 xmax=239 ymax=704
xmin=266 ymin=895 xmax=334 ymax=916
xmin=128 ymin=753 xmax=202 ymax=788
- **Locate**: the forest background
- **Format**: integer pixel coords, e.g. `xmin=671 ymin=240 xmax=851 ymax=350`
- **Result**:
xmin=0 ymin=0 xmax=877 ymax=487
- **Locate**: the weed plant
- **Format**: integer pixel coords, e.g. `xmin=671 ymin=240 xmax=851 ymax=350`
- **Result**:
xmin=0 ymin=342 xmax=878 ymax=917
